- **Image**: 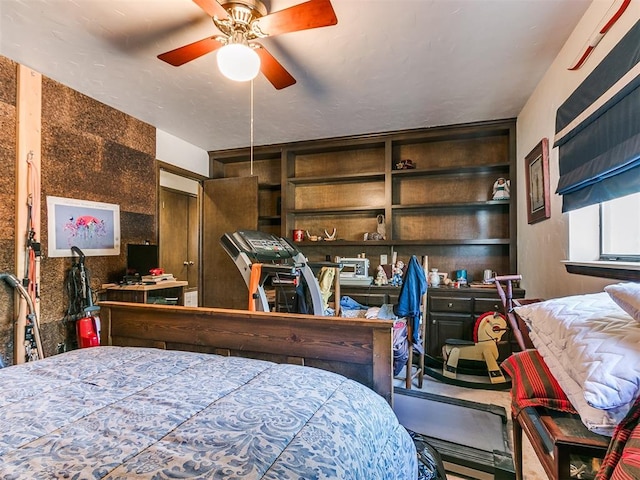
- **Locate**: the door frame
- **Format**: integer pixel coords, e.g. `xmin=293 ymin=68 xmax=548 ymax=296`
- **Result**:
xmin=157 ymin=161 xmax=207 ymax=304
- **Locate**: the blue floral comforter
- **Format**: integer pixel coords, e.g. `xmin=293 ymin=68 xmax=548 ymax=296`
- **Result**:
xmin=0 ymin=346 xmax=417 ymax=479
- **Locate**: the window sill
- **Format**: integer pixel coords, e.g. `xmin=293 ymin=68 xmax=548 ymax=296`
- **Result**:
xmin=562 ymin=261 xmax=640 ymax=281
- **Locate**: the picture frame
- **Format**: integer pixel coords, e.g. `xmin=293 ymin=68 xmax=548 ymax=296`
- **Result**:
xmin=46 ymin=196 xmax=121 ymax=257
xmin=525 ymin=138 xmax=551 ymax=224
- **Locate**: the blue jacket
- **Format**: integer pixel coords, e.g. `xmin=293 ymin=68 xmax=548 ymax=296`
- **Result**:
xmin=394 ymin=255 xmax=427 ymax=347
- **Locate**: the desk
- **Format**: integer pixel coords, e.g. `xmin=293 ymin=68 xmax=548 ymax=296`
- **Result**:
xmin=104 ymin=281 xmax=188 ymax=305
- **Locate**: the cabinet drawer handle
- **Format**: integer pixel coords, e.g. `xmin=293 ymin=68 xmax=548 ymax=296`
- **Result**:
xmin=448 ymin=302 xmax=453 ymax=308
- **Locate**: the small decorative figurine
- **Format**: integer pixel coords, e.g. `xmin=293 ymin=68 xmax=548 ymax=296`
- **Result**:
xmin=375 ymin=265 xmax=389 ymax=286
xmin=376 ymin=214 xmax=386 ymax=240
xmin=390 ymin=260 xmax=404 ymax=287
xmin=364 ymin=232 xmax=384 ymax=241
xmin=492 ymin=177 xmax=510 ymax=200
xmin=394 ymin=159 xmax=416 ymax=170
xmin=428 ymin=268 xmax=440 ymax=287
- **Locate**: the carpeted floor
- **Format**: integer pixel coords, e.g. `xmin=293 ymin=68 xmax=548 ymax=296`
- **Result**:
xmin=393 ymin=366 xmax=547 ymax=480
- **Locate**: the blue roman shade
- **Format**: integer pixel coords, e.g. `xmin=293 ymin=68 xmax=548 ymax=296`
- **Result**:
xmin=554 ymin=19 xmax=640 ymax=212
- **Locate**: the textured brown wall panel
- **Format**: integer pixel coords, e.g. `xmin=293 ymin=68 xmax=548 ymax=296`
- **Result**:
xmin=0 ymin=101 xmax=16 ymax=240
xmin=1 ymin=59 xmax=158 ymax=362
xmin=33 ymin=76 xmax=157 ymax=356
xmin=0 ymin=59 xmax=158 ymax=363
xmin=0 ymin=56 xmax=17 ymax=105
xmin=0 ymin=56 xmax=17 ymax=366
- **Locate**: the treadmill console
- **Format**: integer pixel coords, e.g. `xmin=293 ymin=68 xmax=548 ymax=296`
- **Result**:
xmin=221 ymin=231 xmax=299 ymax=262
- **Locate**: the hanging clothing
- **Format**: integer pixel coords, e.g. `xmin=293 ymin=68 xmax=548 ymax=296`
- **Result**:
xmin=294 ymin=277 xmax=310 ymax=314
xmin=317 ymin=267 xmax=336 ymax=312
xmin=340 ymin=296 xmax=368 ymax=311
xmin=394 ymin=255 xmax=427 ymax=348
xmin=393 ymin=321 xmax=409 ymax=376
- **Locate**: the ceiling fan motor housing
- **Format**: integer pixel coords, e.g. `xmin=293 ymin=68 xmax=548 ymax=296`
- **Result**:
xmin=215 ymin=0 xmax=268 ymax=42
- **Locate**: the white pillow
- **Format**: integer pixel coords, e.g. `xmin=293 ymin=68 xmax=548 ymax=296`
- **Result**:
xmin=515 ymin=292 xmax=640 ymax=416
xmin=605 ymin=282 xmax=640 ymax=322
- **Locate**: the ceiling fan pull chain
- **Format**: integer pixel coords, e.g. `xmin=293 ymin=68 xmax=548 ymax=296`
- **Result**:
xmin=250 ymin=78 xmax=254 ymax=176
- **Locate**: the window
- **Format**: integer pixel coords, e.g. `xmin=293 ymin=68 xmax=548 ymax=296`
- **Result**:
xmin=600 ymin=192 xmax=640 ymax=261
xmin=566 ymin=192 xmax=640 ymax=280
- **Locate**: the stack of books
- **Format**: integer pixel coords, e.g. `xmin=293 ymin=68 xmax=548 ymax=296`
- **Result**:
xmin=141 ymin=273 xmax=175 ymax=284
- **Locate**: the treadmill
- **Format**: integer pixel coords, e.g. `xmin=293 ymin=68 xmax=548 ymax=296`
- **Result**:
xmin=220 ymin=230 xmax=328 ymax=315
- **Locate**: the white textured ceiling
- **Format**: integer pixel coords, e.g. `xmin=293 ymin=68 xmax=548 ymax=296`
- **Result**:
xmin=0 ymin=0 xmax=591 ymax=152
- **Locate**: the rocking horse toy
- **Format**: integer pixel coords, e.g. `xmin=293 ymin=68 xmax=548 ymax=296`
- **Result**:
xmin=442 ymin=311 xmax=509 ymax=384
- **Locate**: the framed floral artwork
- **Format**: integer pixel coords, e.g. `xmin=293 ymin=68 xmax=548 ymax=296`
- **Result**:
xmin=47 ymin=196 xmax=120 ymax=257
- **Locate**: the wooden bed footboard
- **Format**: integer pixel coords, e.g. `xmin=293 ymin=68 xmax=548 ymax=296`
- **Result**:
xmin=99 ymin=302 xmax=394 ymax=404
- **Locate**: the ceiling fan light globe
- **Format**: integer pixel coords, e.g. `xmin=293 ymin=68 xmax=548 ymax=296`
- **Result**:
xmin=217 ymin=44 xmax=261 ymax=82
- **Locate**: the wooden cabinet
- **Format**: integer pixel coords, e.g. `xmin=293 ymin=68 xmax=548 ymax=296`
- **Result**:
xmin=209 ymin=119 xmax=517 ymax=289
xmin=339 ymin=284 xmax=525 ymax=362
xmin=339 ymin=285 xmax=400 ymax=307
xmin=426 ymin=286 xmax=525 ymax=358
xmin=210 ymin=150 xmax=282 ymax=236
xmin=201 ymin=177 xmax=258 ymax=309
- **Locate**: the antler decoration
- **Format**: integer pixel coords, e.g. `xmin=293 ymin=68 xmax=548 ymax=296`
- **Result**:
xmin=324 ymin=228 xmax=336 ymax=241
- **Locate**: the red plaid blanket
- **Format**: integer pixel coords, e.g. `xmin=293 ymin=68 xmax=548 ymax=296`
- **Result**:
xmin=501 ymin=350 xmax=640 ymax=479
xmin=500 ymin=350 xmax=577 ymax=418
xmin=596 ymin=395 xmax=640 ymax=480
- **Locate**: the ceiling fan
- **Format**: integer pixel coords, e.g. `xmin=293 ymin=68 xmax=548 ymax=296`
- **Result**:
xmin=158 ymin=0 xmax=338 ymax=89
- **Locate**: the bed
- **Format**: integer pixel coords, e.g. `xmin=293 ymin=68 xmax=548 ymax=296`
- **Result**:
xmin=501 ymin=282 xmax=640 ymax=480
xmin=512 ymin=287 xmax=640 ymax=436
xmin=0 ymin=345 xmax=418 ymax=479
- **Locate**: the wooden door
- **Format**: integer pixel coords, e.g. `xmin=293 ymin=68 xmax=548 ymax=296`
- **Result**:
xmin=160 ymin=188 xmax=199 ymax=288
xmin=186 ymin=194 xmax=199 ymax=287
xmin=201 ymin=176 xmax=258 ymax=309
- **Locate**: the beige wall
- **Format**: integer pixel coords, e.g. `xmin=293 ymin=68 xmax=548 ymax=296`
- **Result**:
xmin=516 ymin=0 xmax=640 ymax=299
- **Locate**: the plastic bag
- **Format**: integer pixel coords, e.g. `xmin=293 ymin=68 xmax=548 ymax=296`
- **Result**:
xmin=407 ymin=429 xmax=447 ymax=480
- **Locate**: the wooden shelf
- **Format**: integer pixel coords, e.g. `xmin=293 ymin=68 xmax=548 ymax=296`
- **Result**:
xmin=288 ymin=172 xmax=385 ymax=185
xmin=290 ymin=206 xmax=385 ymax=215
xmin=258 ymin=182 xmax=281 ymax=190
xmin=258 ymin=215 xmax=281 ymax=222
xmin=210 ymin=118 xmax=518 ymax=278
xmin=391 ymin=163 xmax=510 ymax=177
xmin=396 ymin=238 xmax=511 ymax=245
xmin=392 ymin=200 xmax=510 ymax=210
xmin=294 ymin=238 xmax=510 ymax=247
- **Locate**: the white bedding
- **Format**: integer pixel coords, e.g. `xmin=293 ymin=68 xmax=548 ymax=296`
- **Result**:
xmin=515 ymin=292 xmax=640 ymax=435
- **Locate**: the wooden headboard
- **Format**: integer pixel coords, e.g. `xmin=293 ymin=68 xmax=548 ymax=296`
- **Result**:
xmin=99 ymin=302 xmax=394 ymax=404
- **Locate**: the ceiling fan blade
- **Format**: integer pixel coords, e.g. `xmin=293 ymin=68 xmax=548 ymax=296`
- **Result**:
xmin=192 ymin=0 xmax=228 ymax=20
xmin=255 ymin=45 xmax=296 ymax=90
xmin=254 ymin=0 xmax=337 ymax=36
xmin=158 ymin=36 xmax=224 ymax=66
